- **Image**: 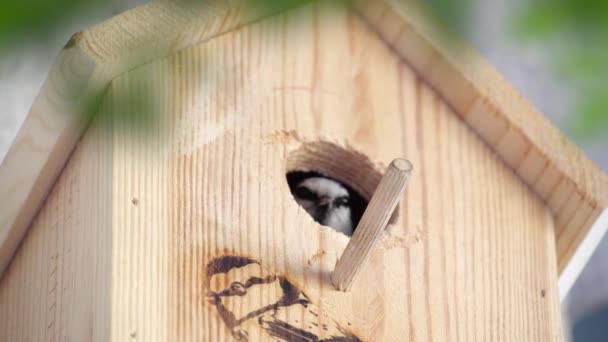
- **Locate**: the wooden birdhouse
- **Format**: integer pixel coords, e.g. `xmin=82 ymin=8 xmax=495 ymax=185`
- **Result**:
xmin=1 ymin=0 xmax=607 ymax=341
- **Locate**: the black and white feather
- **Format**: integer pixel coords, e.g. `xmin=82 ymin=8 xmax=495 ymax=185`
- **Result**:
xmin=287 ymin=172 xmax=367 ymax=236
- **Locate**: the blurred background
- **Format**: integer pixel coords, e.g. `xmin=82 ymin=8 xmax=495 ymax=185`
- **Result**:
xmin=0 ymin=0 xmax=606 ymax=340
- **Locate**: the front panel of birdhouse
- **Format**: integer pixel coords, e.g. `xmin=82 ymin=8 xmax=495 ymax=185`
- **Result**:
xmin=0 ymin=3 xmax=563 ymax=342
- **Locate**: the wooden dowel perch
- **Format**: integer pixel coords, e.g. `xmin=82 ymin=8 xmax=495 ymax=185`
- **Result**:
xmin=331 ymin=158 xmax=412 ymax=292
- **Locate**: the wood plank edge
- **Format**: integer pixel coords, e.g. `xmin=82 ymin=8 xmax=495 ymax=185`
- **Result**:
xmin=558 ymin=208 xmax=608 ymax=301
xmin=0 ymin=43 xmax=101 ymax=280
xmin=0 ymin=0 xmax=294 ymax=278
xmin=353 ymin=0 xmax=608 ymax=275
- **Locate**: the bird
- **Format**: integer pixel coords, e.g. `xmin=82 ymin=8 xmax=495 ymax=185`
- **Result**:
xmin=287 ymin=172 xmax=367 ymax=236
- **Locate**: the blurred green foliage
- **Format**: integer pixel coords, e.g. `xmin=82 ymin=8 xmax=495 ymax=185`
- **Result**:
xmin=107 ymin=73 xmax=162 ymax=136
xmin=423 ymin=0 xmax=472 ymax=37
xmin=0 ymin=0 xmax=96 ymax=47
xmin=0 ymin=0 xmax=606 ymax=139
xmin=244 ymin=0 xmax=321 ymax=14
xmin=515 ymin=0 xmax=608 ymax=36
xmin=513 ymin=0 xmax=608 ymax=139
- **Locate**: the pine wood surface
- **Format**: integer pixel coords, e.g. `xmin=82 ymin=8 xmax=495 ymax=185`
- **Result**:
xmin=0 ymin=4 xmax=563 ymax=341
xmin=354 ymin=0 xmax=608 ymax=275
xmin=0 ymin=115 xmax=113 ymax=341
xmin=1 ymin=0 xmax=605 ymax=285
xmin=0 ymin=0 xmax=286 ymax=278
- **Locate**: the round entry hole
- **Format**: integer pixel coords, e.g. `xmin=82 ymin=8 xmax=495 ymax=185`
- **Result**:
xmin=285 ymin=141 xmax=399 ymax=236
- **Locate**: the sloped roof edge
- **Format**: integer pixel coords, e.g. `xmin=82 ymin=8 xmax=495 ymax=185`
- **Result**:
xmin=0 ymin=0 xmax=288 ymax=278
xmin=354 ymin=0 xmax=608 ymax=283
xmin=0 ymin=0 xmax=605 ymax=284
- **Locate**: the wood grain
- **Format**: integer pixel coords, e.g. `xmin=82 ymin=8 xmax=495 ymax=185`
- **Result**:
xmin=0 ymin=113 xmax=113 ymax=341
xmin=0 ymin=39 xmax=99 ymax=278
xmin=1 ymin=3 xmax=563 ymax=340
xmin=353 ymin=0 xmax=608 ymax=276
xmin=332 ymin=159 xmax=412 ymax=291
xmin=0 ymin=0 xmax=291 ymax=278
xmin=2 ymin=0 xmax=603 ymax=294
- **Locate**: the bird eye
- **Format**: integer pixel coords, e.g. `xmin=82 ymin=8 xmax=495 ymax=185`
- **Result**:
xmin=294 ymin=186 xmax=317 ymax=200
xmin=334 ymin=196 xmax=349 ymax=207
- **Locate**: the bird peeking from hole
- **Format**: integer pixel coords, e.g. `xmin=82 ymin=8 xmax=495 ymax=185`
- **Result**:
xmin=287 ymin=172 xmax=367 ymax=237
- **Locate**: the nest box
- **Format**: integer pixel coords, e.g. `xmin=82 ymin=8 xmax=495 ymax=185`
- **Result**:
xmin=1 ymin=0 xmax=607 ymax=341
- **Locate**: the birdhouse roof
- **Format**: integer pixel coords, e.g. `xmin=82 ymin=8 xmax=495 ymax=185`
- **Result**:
xmin=1 ymin=0 xmax=606 ymax=294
